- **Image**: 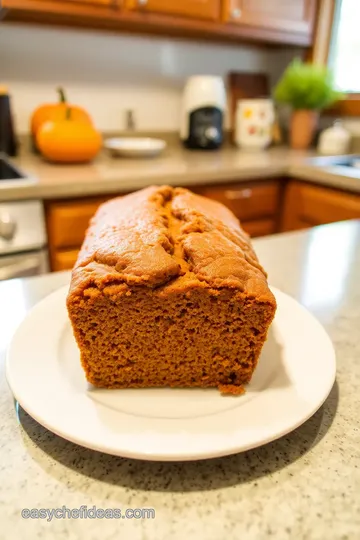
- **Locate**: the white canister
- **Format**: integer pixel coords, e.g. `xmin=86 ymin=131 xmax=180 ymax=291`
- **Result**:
xmin=235 ymin=99 xmax=275 ymax=150
xmin=317 ymin=121 xmax=351 ymax=155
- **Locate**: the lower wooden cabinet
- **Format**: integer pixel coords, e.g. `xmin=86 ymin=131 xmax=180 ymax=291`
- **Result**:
xmin=52 ymin=249 xmax=80 ymax=272
xmin=45 ymin=178 xmax=360 ymax=273
xmin=242 ymin=218 xmax=276 ymax=237
xmin=45 ymin=196 xmax=109 ymax=250
xmin=281 ymin=181 xmax=360 ymax=232
xmin=45 ymin=195 xmax=111 ymax=271
xmin=194 ymin=180 xmax=280 ymax=222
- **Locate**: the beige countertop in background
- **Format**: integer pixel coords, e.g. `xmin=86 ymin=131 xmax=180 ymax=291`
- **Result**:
xmin=1 ymin=142 xmax=360 ymax=201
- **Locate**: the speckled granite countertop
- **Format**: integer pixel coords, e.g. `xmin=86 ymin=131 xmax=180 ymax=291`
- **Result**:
xmin=2 ymin=143 xmax=359 ymax=201
xmin=0 ymin=220 xmax=359 ymax=540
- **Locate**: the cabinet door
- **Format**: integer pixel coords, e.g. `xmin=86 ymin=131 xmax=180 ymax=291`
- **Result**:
xmin=224 ymin=0 xmax=316 ymax=35
xmin=45 ymin=196 xmax=111 ymax=271
xmin=35 ymin=0 xmax=113 ymax=5
xmin=52 ymin=249 xmax=80 ymax=272
xmin=126 ymin=0 xmax=220 ymax=20
xmin=195 ymin=181 xmax=280 ymax=222
xmin=241 ymin=218 xmax=276 ymax=237
xmin=281 ymin=181 xmax=360 ymax=232
xmin=46 ymin=196 xmax=110 ymax=250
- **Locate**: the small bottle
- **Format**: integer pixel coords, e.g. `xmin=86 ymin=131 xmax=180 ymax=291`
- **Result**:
xmin=0 ymin=86 xmax=17 ymax=156
xmin=125 ymin=109 xmax=135 ymax=131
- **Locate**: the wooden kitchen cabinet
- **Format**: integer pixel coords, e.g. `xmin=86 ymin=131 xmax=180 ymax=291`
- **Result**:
xmin=52 ymin=249 xmax=80 ymax=272
xmin=45 ymin=196 xmax=110 ymax=271
xmin=126 ymin=0 xmax=220 ymax=20
xmin=195 ymin=180 xmax=280 ymax=236
xmin=46 ymin=196 xmax=109 ymax=249
xmin=64 ymin=0 xmax=112 ymax=4
xmin=2 ymin=0 xmax=316 ymax=46
xmin=241 ymin=218 xmax=276 ymax=237
xmin=35 ymin=0 xmax=113 ymax=5
xmin=45 ymin=179 xmax=360 ymax=273
xmin=281 ymin=181 xmax=360 ymax=232
xmin=222 ymin=0 xmax=316 ymax=42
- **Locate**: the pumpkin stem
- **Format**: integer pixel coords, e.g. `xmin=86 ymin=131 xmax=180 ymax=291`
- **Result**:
xmin=57 ymin=87 xmax=67 ymax=103
xmin=65 ymin=107 xmax=72 ymax=120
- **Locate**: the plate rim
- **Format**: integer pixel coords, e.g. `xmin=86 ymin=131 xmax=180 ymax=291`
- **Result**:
xmin=6 ymin=285 xmax=336 ymax=461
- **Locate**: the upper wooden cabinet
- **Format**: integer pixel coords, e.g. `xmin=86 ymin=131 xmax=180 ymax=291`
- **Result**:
xmin=126 ymin=0 xmax=220 ymax=20
xmin=66 ymin=0 xmax=111 ymax=4
xmin=223 ymin=0 xmax=316 ymax=39
xmin=35 ymin=0 xmax=112 ymax=4
xmin=2 ymin=0 xmax=316 ymax=45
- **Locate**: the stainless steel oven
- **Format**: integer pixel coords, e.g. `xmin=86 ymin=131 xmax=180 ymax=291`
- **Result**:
xmin=0 ymin=153 xmax=48 ymax=281
xmin=0 ymin=200 xmax=48 ymax=281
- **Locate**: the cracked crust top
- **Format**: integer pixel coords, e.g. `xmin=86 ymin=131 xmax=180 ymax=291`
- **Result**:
xmin=67 ymin=185 xmax=275 ymax=304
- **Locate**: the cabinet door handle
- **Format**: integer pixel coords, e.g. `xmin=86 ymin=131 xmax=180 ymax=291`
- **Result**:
xmin=224 ymin=188 xmax=252 ymax=200
xmin=231 ymin=8 xmax=242 ymax=19
xmin=111 ymin=0 xmax=123 ymax=9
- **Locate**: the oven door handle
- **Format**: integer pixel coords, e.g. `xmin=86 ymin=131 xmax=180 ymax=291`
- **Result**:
xmin=0 ymin=256 xmax=41 ymax=281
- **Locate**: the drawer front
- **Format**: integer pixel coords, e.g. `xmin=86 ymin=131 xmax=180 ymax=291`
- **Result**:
xmin=242 ymin=218 xmax=276 ymax=237
xmin=195 ymin=181 xmax=280 ymax=222
xmin=282 ymin=181 xmax=360 ymax=231
xmin=299 ymin=184 xmax=360 ymax=224
xmin=46 ymin=196 xmax=109 ymax=250
xmin=51 ymin=249 xmax=80 ymax=272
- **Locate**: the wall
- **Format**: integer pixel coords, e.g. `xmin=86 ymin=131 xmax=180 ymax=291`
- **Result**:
xmin=0 ymin=24 xmax=298 ymax=134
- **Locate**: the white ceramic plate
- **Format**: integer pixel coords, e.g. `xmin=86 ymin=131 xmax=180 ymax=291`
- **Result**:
xmin=6 ymin=286 xmax=336 ymax=461
xmin=104 ymin=137 xmax=166 ymax=158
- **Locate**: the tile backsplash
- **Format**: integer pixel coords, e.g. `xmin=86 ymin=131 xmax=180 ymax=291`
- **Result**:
xmin=0 ymin=23 xmax=299 ymax=134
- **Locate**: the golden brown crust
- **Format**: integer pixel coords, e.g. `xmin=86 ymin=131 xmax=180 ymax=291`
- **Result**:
xmin=68 ymin=186 xmax=275 ymax=307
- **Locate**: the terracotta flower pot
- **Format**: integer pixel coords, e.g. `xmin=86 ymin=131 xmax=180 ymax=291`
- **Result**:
xmin=290 ymin=110 xmax=319 ymax=150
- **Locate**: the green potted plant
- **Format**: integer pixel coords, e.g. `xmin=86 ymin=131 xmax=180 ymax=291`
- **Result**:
xmin=274 ymin=59 xmax=343 ymax=150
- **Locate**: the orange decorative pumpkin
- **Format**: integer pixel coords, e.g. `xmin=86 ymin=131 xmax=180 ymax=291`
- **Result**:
xmin=36 ymin=109 xmax=102 ymax=164
xmin=30 ymin=87 xmax=92 ymax=140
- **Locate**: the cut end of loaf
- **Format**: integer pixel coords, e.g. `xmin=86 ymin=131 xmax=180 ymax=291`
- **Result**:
xmin=67 ymin=283 xmax=276 ymax=393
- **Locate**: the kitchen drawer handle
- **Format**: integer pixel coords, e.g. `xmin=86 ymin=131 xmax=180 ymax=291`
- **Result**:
xmin=224 ymin=189 xmax=252 ymax=200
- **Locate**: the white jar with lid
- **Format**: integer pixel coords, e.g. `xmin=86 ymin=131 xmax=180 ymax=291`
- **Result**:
xmin=317 ymin=121 xmax=351 ymax=155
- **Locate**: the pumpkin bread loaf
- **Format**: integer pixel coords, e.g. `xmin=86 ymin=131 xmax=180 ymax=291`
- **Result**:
xmin=67 ymin=186 xmax=276 ymax=394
